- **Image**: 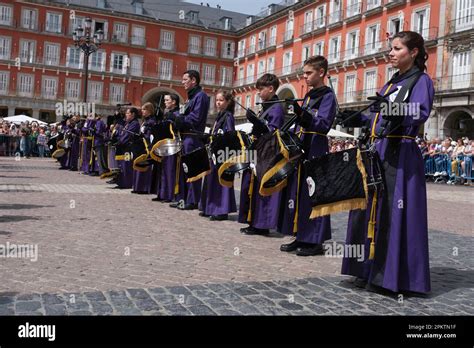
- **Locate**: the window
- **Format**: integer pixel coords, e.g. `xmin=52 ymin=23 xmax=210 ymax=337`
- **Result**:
xmin=364 ymin=70 xmax=377 ymax=97
xmin=110 ymin=53 xmax=128 ymax=74
xmin=387 ymin=66 xmax=398 ymax=81
xmin=412 ymin=7 xmax=430 ymax=39
xmin=257 ymin=60 xmax=266 ymax=78
xmin=0 ymin=71 xmax=9 ymax=95
xmin=187 ymin=62 xmax=200 ymax=73
xmin=329 ymin=36 xmax=340 ymax=63
xmin=18 ymin=74 xmax=34 ymax=97
xmin=66 ymin=46 xmax=83 ymax=69
xmin=388 ymin=15 xmax=404 ymax=37
xmin=248 ymin=35 xmax=256 ymax=54
xmin=204 ymin=37 xmax=217 ymax=56
xmin=367 ymin=0 xmax=381 ymax=11
xmin=283 ymin=51 xmax=293 ymax=75
xmin=452 ymin=51 xmax=471 ymax=89
xmin=21 ymin=8 xmax=37 ymax=30
xmin=313 ymin=41 xmax=324 ymax=56
xmin=110 ymin=84 xmax=125 ymax=104
xmin=20 ymin=40 xmax=36 ymax=64
xmin=285 ymin=19 xmax=294 ymax=41
xmin=302 ymin=45 xmax=311 ymax=63
xmin=131 ymin=26 xmax=145 ymax=46
xmin=90 ymin=50 xmax=106 ymax=72
xmin=246 ymin=64 xmax=255 ymax=84
xmin=0 ymin=36 xmax=11 ymax=60
xmin=88 ymin=81 xmax=103 ymax=103
xmin=189 ymin=36 xmax=201 ymax=54
xmin=159 ymin=59 xmax=172 ymax=80
xmin=113 ymin=23 xmax=128 ymax=43
xmin=238 ymin=66 xmax=244 ymax=82
xmin=303 ymin=10 xmax=313 ymax=34
xmin=235 ymin=96 xmax=242 ymax=114
xmin=97 ymin=0 xmax=106 ymax=8
xmin=46 ymin=12 xmax=62 ymax=33
xmin=346 ymin=0 xmax=361 ymax=18
xmin=130 ymin=55 xmax=143 ymax=76
xmin=203 ymin=64 xmax=215 ymax=84
xmin=258 ymin=31 xmax=266 ymax=51
xmin=0 ymin=5 xmax=12 ymax=26
xmin=223 ymin=17 xmax=232 ymax=30
xmin=455 ymin=0 xmax=474 ymax=32
xmin=161 ymin=30 xmax=175 ymax=50
xmin=245 ymin=95 xmax=251 ymax=109
xmin=364 ymin=23 xmax=381 ymax=55
xmin=65 ymin=79 xmax=81 ymax=101
xmin=329 ymin=0 xmax=341 ymax=24
xmin=220 ymin=66 xmax=232 ymax=87
xmin=42 ymin=77 xmax=58 ymax=99
xmin=315 ymin=5 xmax=326 ymax=28
xmin=134 ymin=1 xmax=143 ymax=15
xmin=345 ymin=74 xmax=356 ymax=103
xmin=222 ymin=41 xmax=234 ymax=59
xmin=346 ymin=30 xmax=360 ymax=60
xmin=269 ymin=26 xmax=277 ymax=46
xmin=238 ymin=39 xmax=246 ymax=57
xmin=267 ymin=56 xmax=275 ymax=74
xmin=93 ymin=20 xmax=108 ymax=39
xmin=44 ymin=43 xmax=60 ymax=66
xmin=70 ymin=16 xmax=84 ymax=35
xmin=330 ymin=76 xmax=339 ymax=97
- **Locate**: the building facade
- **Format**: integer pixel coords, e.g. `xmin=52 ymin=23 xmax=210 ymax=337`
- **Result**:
xmin=0 ymin=0 xmax=473 ymax=139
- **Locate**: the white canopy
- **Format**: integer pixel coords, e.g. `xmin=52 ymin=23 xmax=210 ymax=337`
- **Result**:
xmin=235 ymin=122 xmax=354 ymax=139
xmin=3 ymin=115 xmax=48 ymax=126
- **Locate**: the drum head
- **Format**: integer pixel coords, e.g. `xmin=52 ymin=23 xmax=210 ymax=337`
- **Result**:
xmin=152 ymin=139 xmax=182 ymax=157
xmin=52 ymin=148 xmax=66 ymax=159
xmin=181 ymin=147 xmax=211 ymax=182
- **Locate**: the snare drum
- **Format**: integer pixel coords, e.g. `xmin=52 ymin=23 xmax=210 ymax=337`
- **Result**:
xmin=180 ymin=146 xmax=211 ymax=183
xmin=150 ymin=121 xmax=182 ymax=160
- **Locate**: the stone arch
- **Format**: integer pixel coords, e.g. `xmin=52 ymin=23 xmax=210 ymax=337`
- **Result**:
xmin=443 ymin=108 xmax=474 ymax=139
xmin=276 ymin=83 xmax=298 ymax=100
xmin=141 ymin=87 xmax=185 ymax=112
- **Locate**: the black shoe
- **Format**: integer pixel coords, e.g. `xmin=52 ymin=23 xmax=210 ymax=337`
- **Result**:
xmin=178 ymin=203 xmax=198 ymax=211
xmin=199 ymin=211 xmax=209 ymax=217
xmin=296 ymin=244 xmax=324 ymax=256
xmin=242 ymin=227 xmax=269 ymax=235
xmin=280 ymin=239 xmax=305 ymax=252
xmin=240 ymin=226 xmax=251 ymax=233
xmin=89 ymin=172 xmax=99 ymax=177
xmin=106 ymin=179 xmax=117 ymax=184
xmin=69 ymin=167 xmax=78 ymax=171
xmin=353 ymin=277 xmax=368 ymax=289
xmin=152 ymin=197 xmax=162 ymax=202
xmin=210 ymin=214 xmax=228 ymax=221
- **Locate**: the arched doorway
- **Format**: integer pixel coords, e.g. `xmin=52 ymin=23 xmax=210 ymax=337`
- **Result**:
xmin=276 ymin=84 xmax=298 ymax=120
xmin=141 ymin=87 xmax=185 ymax=116
xmin=443 ymin=109 xmax=473 ymax=139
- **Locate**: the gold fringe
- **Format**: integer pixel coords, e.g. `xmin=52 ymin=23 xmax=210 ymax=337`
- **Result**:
xmin=259 ymin=157 xmax=289 ymax=196
xmin=52 ymin=149 xmax=65 ymax=159
xmin=174 ymin=155 xmax=181 ymax=195
xmin=133 ymin=154 xmax=151 ymax=172
xmin=310 ymin=198 xmax=367 ymax=219
xmin=186 ymin=169 xmax=211 ymax=183
xmin=115 ymin=155 xmax=125 ymax=161
xmin=247 ymin=172 xmax=255 ymax=223
xmin=217 ymin=154 xmax=246 ymax=188
xmin=356 ymin=149 xmax=369 ymax=201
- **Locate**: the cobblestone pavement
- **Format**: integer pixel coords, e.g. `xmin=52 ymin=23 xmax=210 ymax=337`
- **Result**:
xmin=0 ymin=157 xmax=472 ymax=315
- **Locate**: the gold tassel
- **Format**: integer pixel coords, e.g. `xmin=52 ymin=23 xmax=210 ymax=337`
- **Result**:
xmin=89 ymin=136 xmax=94 ymax=166
xmin=174 ymin=155 xmax=181 ymax=195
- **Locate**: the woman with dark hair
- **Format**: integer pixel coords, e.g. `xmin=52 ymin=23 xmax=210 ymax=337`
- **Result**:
xmin=199 ymin=90 xmax=237 ymax=221
xmin=115 ymin=107 xmax=140 ymax=189
xmin=338 ymin=31 xmax=434 ymax=294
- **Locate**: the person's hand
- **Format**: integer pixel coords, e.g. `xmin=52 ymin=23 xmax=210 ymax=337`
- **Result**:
xmin=367 ymin=92 xmax=389 ymax=113
xmin=245 ymin=108 xmax=259 ymax=124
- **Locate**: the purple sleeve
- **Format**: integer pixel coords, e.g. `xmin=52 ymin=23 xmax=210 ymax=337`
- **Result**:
xmin=308 ymin=92 xmax=336 ymax=134
xmin=401 ymin=74 xmax=434 ymax=127
xmin=224 ymin=112 xmax=235 ymax=132
xmin=266 ymin=104 xmax=285 ymax=131
xmin=183 ymin=93 xmax=210 ymax=130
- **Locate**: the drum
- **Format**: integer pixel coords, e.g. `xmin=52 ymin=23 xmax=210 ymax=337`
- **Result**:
xmin=304 ymin=147 xmax=370 ymax=219
xmin=209 ymin=130 xmax=251 ymax=187
xmin=180 ymin=147 xmax=211 ymax=183
xmin=49 ymin=134 xmax=66 ymax=159
xmin=251 ymin=129 xmax=303 ymax=196
xmin=150 ymin=121 xmax=182 ymax=160
xmin=131 ymin=137 xmax=153 ymax=172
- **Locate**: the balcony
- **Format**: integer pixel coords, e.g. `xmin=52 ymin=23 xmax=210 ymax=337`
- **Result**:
xmin=274 ymin=61 xmax=304 ymax=78
xmin=449 ymin=14 xmax=474 ymax=34
xmin=203 ymin=48 xmax=217 ymax=57
xmin=341 ymin=46 xmax=361 ymax=61
xmin=188 ymin=45 xmax=202 ymax=56
xmin=328 ymin=10 xmax=343 ymax=28
xmin=256 ymin=39 xmax=266 ymax=53
xmin=345 ymin=2 xmax=362 ymax=23
xmin=365 ymin=0 xmax=383 ymax=17
xmin=281 ymin=30 xmax=294 ymax=45
xmin=433 ymin=72 xmax=474 ymax=92
xmin=384 ymin=0 xmax=407 ymax=9
xmin=266 ymin=36 xmax=277 ymax=50
xmin=221 ymin=49 xmax=235 ymax=60
xmin=111 ymin=34 xmax=129 ymax=44
xmin=130 ymin=36 xmax=146 ymax=46
xmin=413 ymin=27 xmax=439 ymax=43
xmin=159 ymin=41 xmax=176 ymax=52
xmin=246 ymin=45 xmax=256 ymax=57
xmin=300 ymin=22 xmax=313 ymax=38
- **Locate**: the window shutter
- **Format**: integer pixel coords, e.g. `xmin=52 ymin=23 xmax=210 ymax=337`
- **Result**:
xmin=66 ymin=47 xmax=70 ymax=67
xmin=79 ymin=50 xmax=84 ymax=69
xmin=110 ymin=53 xmax=114 ymax=72
xmin=122 ymin=55 xmax=129 ymax=74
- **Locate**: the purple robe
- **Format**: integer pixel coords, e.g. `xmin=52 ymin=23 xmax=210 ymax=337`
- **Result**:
xmin=199 ymin=111 xmax=237 ymax=216
xmin=80 ymin=119 xmax=94 ymax=173
xmin=67 ymin=124 xmax=80 ymax=170
xmin=238 ymin=99 xmax=285 ymax=229
xmin=179 ymin=87 xmax=210 ymax=205
xmin=59 ymin=121 xmax=70 ymax=168
xmin=341 ymin=71 xmax=434 ymax=294
xmin=277 ymin=89 xmax=336 ymax=244
xmin=117 ymin=118 xmax=140 ymax=189
xmin=132 ymin=117 xmax=157 ymax=193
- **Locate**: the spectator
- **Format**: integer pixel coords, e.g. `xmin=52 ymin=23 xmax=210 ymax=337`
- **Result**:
xmin=36 ymin=126 xmax=48 ymax=158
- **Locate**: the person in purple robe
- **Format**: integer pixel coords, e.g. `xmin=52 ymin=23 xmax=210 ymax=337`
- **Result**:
xmin=239 ymin=73 xmax=285 ymax=236
xmin=115 ymin=108 xmax=140 ymax=189
xmin=170 ymin=70 xmax=209 ymax=210
xmin=199 ymin=89 xmax=237 ymax=221
xmin=67 ymin=115 xmax=81 ymax=171
xmin=80 ymin=115 xmax=94 ymax=174
xmin=337 ymin=31 xmax=434 ymax=294
xmin=92 ymin=114 xmax=109 ymax=176
xmin=132 ymin=103 xmax=157 ymax=194
xmin=152 ymin=94 xmax=181 ymax=203
xmin=58 ymin=118 xmax=70 ymax=169
xmin=279 ymin=56 xmax=336 ymax=256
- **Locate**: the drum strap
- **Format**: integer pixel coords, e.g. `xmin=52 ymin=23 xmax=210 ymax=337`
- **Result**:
xmin=174 ymin=155 xmax=181 ymax=195
xmin=292 ymin=162 xmax=302 ymax=234
xmin=247 ymin=172 xmax=254 ymax=223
